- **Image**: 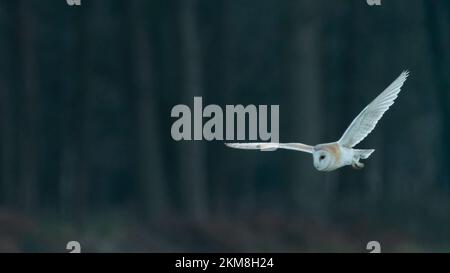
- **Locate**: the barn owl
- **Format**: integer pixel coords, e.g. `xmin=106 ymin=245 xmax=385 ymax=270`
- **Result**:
xmin=226 ymin=71 xmax=409 ymax=171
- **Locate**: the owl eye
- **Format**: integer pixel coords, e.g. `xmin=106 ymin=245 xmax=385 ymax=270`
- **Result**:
xmin=319 ymin=155 xmax=326 ymax=160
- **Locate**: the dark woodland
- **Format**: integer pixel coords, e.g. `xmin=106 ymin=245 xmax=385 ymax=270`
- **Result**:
xmin=0 ymin=0 xmax=449 ymax=252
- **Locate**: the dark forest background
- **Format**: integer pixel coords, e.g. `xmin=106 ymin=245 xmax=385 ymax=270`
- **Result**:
xmin=0 ymin=0 xmax=449 ymax=252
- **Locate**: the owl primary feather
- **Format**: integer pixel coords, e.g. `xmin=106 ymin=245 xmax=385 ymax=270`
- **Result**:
xmin=225 ymin=71 xmax=409 ymax=172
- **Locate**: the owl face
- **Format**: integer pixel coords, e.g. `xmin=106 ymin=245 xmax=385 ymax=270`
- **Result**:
xmin=313 ymin=149 xmax=333 ymax=171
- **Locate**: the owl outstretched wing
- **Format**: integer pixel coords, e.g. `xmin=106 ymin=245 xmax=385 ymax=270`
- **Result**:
xmin=225 ymin=142 xmax=314 ymax=153
xmin=338 ymin=71 xmax=409 ymax=148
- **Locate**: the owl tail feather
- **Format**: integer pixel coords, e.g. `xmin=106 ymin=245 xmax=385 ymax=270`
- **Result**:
xmin=354 ymin=149 xmax=375 ymax=160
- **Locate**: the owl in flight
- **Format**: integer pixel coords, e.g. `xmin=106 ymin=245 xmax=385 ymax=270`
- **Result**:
xmin=226 ymin=71 xmax=409 ymax=172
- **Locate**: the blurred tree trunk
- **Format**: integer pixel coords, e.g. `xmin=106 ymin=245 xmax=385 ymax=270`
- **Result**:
xmin=424 ymin=0 xmax=450 ymax=188
xmin=59 ymin=6 xmax=88 ymax=222
xmin=82 ymin=0 xmax=130 ymax=213
xmin=0 ymin=69 xmax=15 ymax=207
xmin=0 ymin=2 xmax=17 ymax=207
xmin=129 ymin=0 xmax=169 ymax=219
xmin=179 ymin=0 xmax=208 ymax=221
xmin=17 ymin=0 xmax=40 ymax=212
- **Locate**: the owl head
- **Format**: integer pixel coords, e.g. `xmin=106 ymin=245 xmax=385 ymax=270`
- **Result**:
xmin=313 ymin=148 xmax=334 ymax=171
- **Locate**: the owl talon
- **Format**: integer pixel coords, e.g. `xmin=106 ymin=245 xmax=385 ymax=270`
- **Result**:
xmin=352 ymin=162 xmax=365 ymax=170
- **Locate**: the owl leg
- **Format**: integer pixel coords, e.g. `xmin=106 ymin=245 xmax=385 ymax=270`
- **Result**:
xmin=352 ymin=161 xmax=365 ymax=170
